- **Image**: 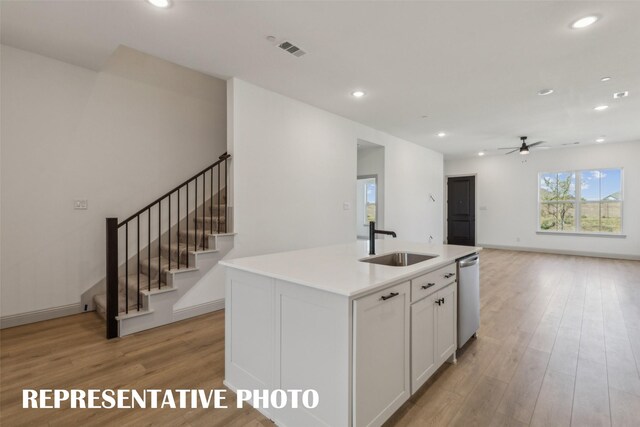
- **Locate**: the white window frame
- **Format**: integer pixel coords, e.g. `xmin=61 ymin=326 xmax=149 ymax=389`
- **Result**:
xmin=358 ymin=175 xmax=377 ymax=226
xmin=537 ymin=167 xmax=624 ymax=236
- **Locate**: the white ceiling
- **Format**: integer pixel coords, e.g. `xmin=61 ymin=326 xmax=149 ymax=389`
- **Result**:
xmin=2 ymin=1 xmax=640 ymax=158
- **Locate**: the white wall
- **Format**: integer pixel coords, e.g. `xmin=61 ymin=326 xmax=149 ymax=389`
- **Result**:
xmin=228 ymin=78 xmax=443 ymax=259
xmin=357 ymin=145 xmax=385 ymax=237
xmin=445 ymin=141 xmax=640 ymax=258
xmin=0 ymin=45 xmax=227 ymax=318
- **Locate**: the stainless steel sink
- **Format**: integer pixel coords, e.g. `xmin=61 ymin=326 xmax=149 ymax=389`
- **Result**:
xmin=360 ymin=252 xmax=437 ymax=267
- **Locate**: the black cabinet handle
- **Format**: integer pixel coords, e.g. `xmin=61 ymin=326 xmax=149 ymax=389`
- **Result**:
xmin=435 ymin=299 xmax=441 ymax=306
xmin=444 ymin=273 xmax=455 ymax=278
xmin=441 ymin=298 xmax=445 ymax=304
xmin=421 ymin=283 xmax=435 ymax=290
xmin=380 ymin=292 xmax=399 ymax=301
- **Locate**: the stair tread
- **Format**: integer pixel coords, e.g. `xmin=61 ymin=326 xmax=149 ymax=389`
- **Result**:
xmin=160 ymin=242 xmax=189 ymax=251
xmin=119 ymin=273 xmax=160 ymax=292
xmin=139 ymin=256 xmax=170 ymax=269
xmin=178 ymin=229 xmax=220 ymax=238
xmin=194 ymin=215 xmax=225 ymax=222
xmin=94 ymin=292 xmax=143 ymax=315
xmin=139 ymin=256 xmax=198 ymax=273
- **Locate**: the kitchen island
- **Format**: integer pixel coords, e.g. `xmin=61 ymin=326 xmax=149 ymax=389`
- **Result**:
xmin=220 ymin=240 xmax=481 ymax=427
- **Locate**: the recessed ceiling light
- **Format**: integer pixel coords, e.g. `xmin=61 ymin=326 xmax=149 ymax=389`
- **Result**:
xmin=594 ymin=105 xmax=609 ymax=111
xmin=538 ymin=89 xmax=554 ymax=96
xmin=596 ymin=138 xmax=605 ymax=143
xmin=351 ymin=90 xmax=365 ymax=98
xmin=437 ymin=132 xmax=446 ymax=137
xmin=613 ymin=91 xmax=629 ymax=99
xmin=571 ymin=15 xmax=599 ymax=29
xmin=478 ymin=152 xmax=485 ymax=156
xmin=601 ymin=76 xmax=612 ymax=82
xmin=147 ymin=0 xmax=170 ymax=8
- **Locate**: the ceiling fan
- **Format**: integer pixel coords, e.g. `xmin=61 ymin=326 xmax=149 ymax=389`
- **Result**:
xmin=498 ymin=136 xmax=546 ymax=155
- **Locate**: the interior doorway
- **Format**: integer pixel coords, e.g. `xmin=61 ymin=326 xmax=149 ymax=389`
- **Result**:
xmin=357 ymin=140 xmax=385 ymax=239
xmin=447 ymin=175 xmax=476 ymax=246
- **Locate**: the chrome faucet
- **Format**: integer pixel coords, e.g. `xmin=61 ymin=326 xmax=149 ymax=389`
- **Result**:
xmin=369 ymin=221 xmax=397 ymax=255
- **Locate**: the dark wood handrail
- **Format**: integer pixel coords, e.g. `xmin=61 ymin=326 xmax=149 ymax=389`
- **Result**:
xmin=118 ymin=153 xmax=230 ymax=227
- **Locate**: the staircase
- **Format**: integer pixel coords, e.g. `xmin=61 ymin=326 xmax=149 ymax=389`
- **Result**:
xmin=98 ymin=153 xmax=232 ymax=338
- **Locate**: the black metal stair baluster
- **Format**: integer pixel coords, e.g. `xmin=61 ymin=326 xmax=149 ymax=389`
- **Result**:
xmin=186 ymin=183 xmax=189 ymax=268
xmin=158 ymin=200 xmax=162 ymax=290
xmin=195 ymin=177 xmax=198 ymax=252
xmin=224 ymin=157 xmax=228 ymax=233
xmin=147 ymin=208 xmax=151 ymax=292
xmin=137 ymin=215 xmax=140 ymax=311
xmin=178 ymin=189 xmax=181 ymax=269
xmin=202 ymin=173 xmax=205 ymax=249
xmin=168 ymin=193 xmax=172 ymax=273
xmin=210 ymin=168 xmax=213 ymax=236
xmin=217 ymin=166 xmax=221 ymax=234
xmin=125 ymin=222 xmax=129 ymax=314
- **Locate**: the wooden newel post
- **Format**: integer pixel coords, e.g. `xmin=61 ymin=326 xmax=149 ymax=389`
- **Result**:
xmin=106 ymin=217 xmax=119 ymax=339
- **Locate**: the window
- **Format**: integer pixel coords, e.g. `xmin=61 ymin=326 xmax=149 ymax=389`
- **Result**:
xmin=538 ymin=168 xmax=623 ymax=234
xmin=364 ymin=180 xmax=377 ymax=224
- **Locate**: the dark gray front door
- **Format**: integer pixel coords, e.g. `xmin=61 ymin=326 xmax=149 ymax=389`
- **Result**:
xmin=447 ymin=176 xmax=475 ymax=246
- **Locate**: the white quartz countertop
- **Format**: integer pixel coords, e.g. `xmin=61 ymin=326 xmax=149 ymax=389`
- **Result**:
xmin=220 ymin=240 xmax=482 ymax=298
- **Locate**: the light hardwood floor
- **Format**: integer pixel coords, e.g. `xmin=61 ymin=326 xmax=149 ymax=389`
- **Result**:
xmin=1 ymin=249 xmax=639 ymax=426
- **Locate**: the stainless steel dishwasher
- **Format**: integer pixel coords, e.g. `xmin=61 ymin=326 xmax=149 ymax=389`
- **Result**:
xmin=457 ymin=253 xmax=480 ymax=348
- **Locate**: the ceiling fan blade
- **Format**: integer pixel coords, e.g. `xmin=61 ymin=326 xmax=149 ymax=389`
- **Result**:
xmin=498 ymin=147 xmax=519 ymax=150
xmin=528 ymin=141 xmax=546 ymax=147
xmin=504 ymin=148 xmax=519 ymax=155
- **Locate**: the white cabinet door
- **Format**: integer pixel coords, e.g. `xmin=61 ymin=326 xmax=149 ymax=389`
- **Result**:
xmin=353 ymin=282 xmax=410 ymax=427
xmin=410 ymin=293 xmax=436 ymax=394
xmin=435 ymin=283 xmax=457 ymax=364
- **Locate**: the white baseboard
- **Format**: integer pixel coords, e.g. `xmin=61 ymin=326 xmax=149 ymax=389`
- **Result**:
xmin=479 ymin=243 xmax=640 ymax=261
xmin=0 ymin=303 xmax=83 ymax=329
xmin=173 ymin=298 xmax=224 ymax=322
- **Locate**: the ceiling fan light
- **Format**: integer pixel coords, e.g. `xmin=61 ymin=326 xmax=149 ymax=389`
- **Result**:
xmin=520 ymin=146 xmax=530 ymax=155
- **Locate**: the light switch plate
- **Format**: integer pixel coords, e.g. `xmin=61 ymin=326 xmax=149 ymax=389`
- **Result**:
xmin=343 ymin=202 xmax=351 ymax=211
xmin=74 ymin=199 xmax=88 ymax=210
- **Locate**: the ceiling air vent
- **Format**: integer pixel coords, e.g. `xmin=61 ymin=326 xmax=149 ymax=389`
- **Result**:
xmin=278 ymin=41 xmax=307 ymax=57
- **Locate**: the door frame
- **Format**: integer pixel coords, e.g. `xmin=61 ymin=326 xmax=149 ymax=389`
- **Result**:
xmin=444 ymin=173 xmax=477 ymax=245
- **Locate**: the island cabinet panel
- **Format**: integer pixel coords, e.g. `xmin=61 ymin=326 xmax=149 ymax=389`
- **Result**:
xmin=410 ymin=294 xmax=436 ymax=393
xmin=353 ymin=281 xmax=410 ymax=427
xmin=225 ymin=270 xmax=276 ymax=395
xmin=435 ymin=283 xmax=457 ymax=365
xmin=274 ymin=280 xmax=351 ymax=427
xmin=410 ymin=263 xmax=456 ymax=303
